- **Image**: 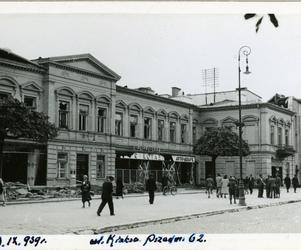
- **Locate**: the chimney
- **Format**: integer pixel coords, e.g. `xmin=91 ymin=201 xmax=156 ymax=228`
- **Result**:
xmin=172 ymin=87 xmax=181 ymax=97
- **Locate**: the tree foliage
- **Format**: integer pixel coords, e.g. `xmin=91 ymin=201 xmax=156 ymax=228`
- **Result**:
xmin=0 ymin=96 xmax=58 ymax=177
xmin=0 ymin=96 xmax=58 ymax=141
xmin=244 ymin=14 xmax=279 ymax=33
xmin=194 ymin=127 xmax=250 ymax=159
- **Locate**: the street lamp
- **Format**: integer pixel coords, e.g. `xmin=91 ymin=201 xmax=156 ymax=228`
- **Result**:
xmin=238 ymin=46 xmax=251 ymax=206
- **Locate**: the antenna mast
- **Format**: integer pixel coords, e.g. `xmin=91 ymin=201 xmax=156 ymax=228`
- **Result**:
xmin=201 ymin=68 xmax=219 ymax=105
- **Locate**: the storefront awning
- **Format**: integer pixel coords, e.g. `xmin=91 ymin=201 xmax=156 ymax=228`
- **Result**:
xmin=119 ymin=153 xmax=164 ymax=161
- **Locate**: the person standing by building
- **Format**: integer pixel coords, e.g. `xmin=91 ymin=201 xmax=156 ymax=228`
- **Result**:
xmin=284 ymin=175 xmax=291 ymax=193
xmin=116 ymin=178 xmax=124 ymax=199
xmin=292 ymin=174 xmax=299 ymax=193
xmin=97 ymin=176 xmax=115 ymax=216
xmin=249 ymin=175 xmax=255 ymax=195
xmin=269 ymin=176 xmax=276 ymax=198
xmin=228 ymin=176 xmax=237 ymax=204
xmin=275 ymin=174 xmax=282 ymax=198
xmin=146 ymin=174 xmax=157 ymax=204
xmin=266 ymin=176 xmax=271 ymax=198
xmin=81 ymin=175 xmax=91 ymax=208
xmin=216 ymin=173 xmax=223 ymax=198
xmin=0 ymin=178 xmax=6 ymax=207
xmin=244 ymin=176 xmax=250 ymax=195
xmin=205 ymin=175 xmax=214 ymax=198
xmin=221 ymin=175 xmax=229 ymax=198
xmin=257 ymin=174 xmax=265 ymax=198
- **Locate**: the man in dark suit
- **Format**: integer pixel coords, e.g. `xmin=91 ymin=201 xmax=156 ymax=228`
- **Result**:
xmin=97 ymin=176 xmax=115 ymax=216
xmin=146 ymin=174 xmax=157 ymax=204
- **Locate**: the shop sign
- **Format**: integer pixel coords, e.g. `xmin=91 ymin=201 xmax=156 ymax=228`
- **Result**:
xmin=172 ymin=155 xmax=195 ymax=163
xmin=133 ymin=145 xmax=161 ymax=153
xmin=121 ymin=153 xmax=164 ymax=161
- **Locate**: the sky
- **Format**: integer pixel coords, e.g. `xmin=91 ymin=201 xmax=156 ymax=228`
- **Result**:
xmin=0 ymin=4 xmax=301 ymax=101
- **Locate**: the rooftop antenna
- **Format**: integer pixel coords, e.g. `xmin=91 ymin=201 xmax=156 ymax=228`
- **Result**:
xmin=201 ymin=68 xmax=219 ymax=105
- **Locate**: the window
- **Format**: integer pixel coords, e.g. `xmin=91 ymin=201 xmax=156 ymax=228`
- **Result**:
xmin=59 ymin=101 xmax=70 ymax=129
xmin=270 ymin=125 xmax=275 ymax=145
xmin=278 ymin=127 xmax=282 ymax=145
xmin=57 ymin=153 xmax=68 ymax=178
xmin=96 ymin=155 xmax=105 ymax=179
xmin=193 ymin=126 xmax=197 ymax=144
xmin=97 ymin=108 xmax=106 ymax=133
xmin=130 ymin=115 xmax=138 ymax=137
xmin=115 ymin=113 xmax=123 ymax=136
xmin=158 ymin=120 xmax=164 ymax=141
xmin=144 ymin=117 xmax=152 ymax=139
xmin=181 ymin=124 xmax=187 ymax=143
xmin=79 ymin=104 xmax=89 ymax=131
xmin=285 ymin=129 xmax=289 ymax=145
xmin=24 ymin=96 xmax=37 ymax=110
xmin=170 ymin=122 xmax=176 ymax=143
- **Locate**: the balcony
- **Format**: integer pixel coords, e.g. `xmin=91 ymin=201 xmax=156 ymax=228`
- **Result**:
xmin=276 ymin=144 xmax=295 ymax=159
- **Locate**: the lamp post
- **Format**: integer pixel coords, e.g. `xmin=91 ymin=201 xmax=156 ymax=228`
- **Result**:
xmin=238 ymin=46 xmax=251 ymax=206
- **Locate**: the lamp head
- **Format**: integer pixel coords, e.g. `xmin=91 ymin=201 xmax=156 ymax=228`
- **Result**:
xmin=244 ymin=65 xmax=251 ymax=75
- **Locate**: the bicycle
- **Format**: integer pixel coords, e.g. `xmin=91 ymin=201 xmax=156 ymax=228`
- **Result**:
xmin=162 ymin=184 xmax=177 ymax=196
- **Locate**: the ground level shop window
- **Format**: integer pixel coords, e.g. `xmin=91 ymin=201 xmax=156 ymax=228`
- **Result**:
xmin=96 ymin=155 xmax=105 ymax=179
xmin=57 ymin=153 xmax=68 ymax=178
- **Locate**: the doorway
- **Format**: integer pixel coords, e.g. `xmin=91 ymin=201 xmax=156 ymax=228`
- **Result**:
xmin=205 ymin=161 xmax=214 ymax=179
xmin=2 ymin=153 xmax=28 ymax=184
xmin=76 ymin=154 xmax=89 ymax=182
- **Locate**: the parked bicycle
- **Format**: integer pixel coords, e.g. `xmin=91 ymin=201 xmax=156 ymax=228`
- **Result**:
xmin=162 ymin=184 xmax=177 ymax=195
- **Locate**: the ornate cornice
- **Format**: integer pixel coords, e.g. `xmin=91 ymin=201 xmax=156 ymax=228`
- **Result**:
xmin=0 ymin=59 xmax=46 ymax=74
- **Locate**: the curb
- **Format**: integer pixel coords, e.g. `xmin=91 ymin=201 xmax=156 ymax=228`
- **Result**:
xmin=86 ymin=198 xmax=301 ymax=235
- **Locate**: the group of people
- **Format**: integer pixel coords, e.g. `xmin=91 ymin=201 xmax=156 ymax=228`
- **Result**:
xmin=206 ymin=173 xmax=300 ymax=204
xmin=81 ymin=173 xmax=157 ymax=217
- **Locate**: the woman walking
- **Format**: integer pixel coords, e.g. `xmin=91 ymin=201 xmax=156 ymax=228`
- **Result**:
xmin=221 ymin=175 xmax=229 ymax=198
xmin=292 ymin=174 xmax=299 ymax=193
xmin=81 ymin=175 xmax=91 ymax=208
xmin=284 ymin=175 xmax=291 ymax=193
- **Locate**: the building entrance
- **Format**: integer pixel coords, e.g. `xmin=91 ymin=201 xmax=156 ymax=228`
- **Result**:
xmin=2 ymin=153 xmax=28 ymax=184
xmin=205 ymin=161 xmax=214 ymax=179
xmin=76 ymin=154 xmax=89 ymax=182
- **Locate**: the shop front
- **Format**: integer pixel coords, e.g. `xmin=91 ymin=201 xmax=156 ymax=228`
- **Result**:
xmin=115 ymin=150 xmax=195 ymax=186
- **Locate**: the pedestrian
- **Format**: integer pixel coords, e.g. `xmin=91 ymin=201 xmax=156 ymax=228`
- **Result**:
xmin=284 ymin=175 xmax=291 ymax=193
xmin=0 ymin=178 xmax=6 ymax=207
xmin=257 ymin=174 xmax=265 ymax=198
xmin=269 ymin=176 xmax=276 ymax=198
xmin=81 ymin=175 xmax=91 ymax=208
xmin=266 ymin=176 xmax=271 ymax=198
xmin=292 ymin=174 xmax=299 ymax=193
xmin=97 ymin=176 xmax=115 ymax=216
xmin=161 ymin=173 xmax=168 ymax=194
xmin=228 ymin=176 xmax=237 ymax=204
xmin=116 ymin=178 xmax=124 ymax=199
xmin=275 ymin=174 xmax=282 ymax=198
xmin=244 ymin=176 xmax=250 ymax=195
xmin=249 ymin=174 xmax=255 ymax=195
xmin=146 ymin=174 xmax=157 ymax=204
xmin=205 ymin=175 xmax=214 ymax=198
xmin=216 ymin=173 xmax=223 ymax=198
xmin=221 ymin=175 xmax=229 ymax=198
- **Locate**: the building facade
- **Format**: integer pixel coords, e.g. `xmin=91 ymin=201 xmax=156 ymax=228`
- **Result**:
xmin=0 ymin=49 xmax=298 ymax=187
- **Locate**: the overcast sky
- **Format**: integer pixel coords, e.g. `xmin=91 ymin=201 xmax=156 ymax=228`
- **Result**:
xmin=0 ymin=7 xmax=301 ymax=101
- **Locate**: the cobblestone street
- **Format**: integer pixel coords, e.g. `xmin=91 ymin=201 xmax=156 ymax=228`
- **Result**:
xmin=1 ymin=188 xmax=301 ymax=234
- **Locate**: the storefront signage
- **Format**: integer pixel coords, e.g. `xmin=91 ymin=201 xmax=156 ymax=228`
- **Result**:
xmin=121 ymin=153 xmax=164 ymax=161
xmin=172 ymin=155 xmax=195 ymax=163
xmin=133 ymin=145 xmax=161 ymax=153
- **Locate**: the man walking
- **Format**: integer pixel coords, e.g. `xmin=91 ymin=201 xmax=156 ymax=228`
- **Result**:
xmin=249 ymin=175 xmax=255 ymax=195
xmin=146 ymin=174 xmax=157 ymax=204
xmin=284 ymin=175 xmax=291 ymax=193
xmin=292 ymin=174 xmax=299 ymax=193
xmin=97 ymin=176 xmax=115 ymax=216
xmin=205 ymin=175 xmax=214 ymax=198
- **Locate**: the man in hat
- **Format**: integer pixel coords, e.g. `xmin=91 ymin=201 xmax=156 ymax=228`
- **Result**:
xmin=146 ymin=173 xmax=157 ymax=204
xmin=97 ymin=176 xmax=115 ymax=216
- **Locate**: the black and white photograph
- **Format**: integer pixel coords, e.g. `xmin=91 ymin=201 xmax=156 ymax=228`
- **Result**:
xmin=1 ymin=2 xmax=301 ymax=249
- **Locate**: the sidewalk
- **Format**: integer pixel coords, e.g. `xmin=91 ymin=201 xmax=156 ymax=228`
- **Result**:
xmin=1 ymin=188 xmax=301 ymax=234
